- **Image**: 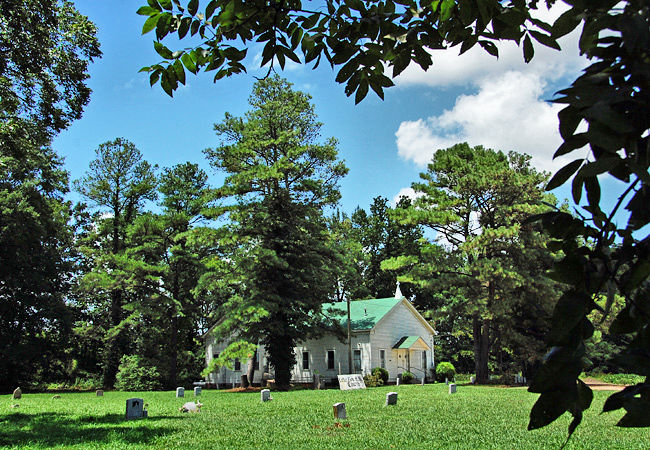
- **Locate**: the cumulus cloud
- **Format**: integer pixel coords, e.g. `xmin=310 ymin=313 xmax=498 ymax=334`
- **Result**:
xmin=392 ymin=4 xmax=589 ymax=173
xmin=396 ymin=71 xmax=578 ymax=172
xmin=391 ymin=187 xmax=423 ymax=206
xmin=395 ymin=4 xmax=586 ymax=88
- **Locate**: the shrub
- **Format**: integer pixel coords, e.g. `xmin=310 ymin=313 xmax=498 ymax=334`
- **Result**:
xmin=371 ymin=367 xmax=389 ymax=384
xmin=435 ymin=362 xmax=456 ymax=382
xmin=115 ymin=355 xmax=163 ymax=391
xmin=401 ymin=371 xmax=414 ymax=384
xmin=363 ymin=372 xmax=384 ymax=387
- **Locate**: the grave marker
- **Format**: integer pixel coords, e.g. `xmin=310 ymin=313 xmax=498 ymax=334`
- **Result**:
xmin=337 ymin=374 xmax=366 ymax=390
xmin=421 ymin=377 xmax=425 ymax=386
xmin=126 ymin=398 xmax=144 ymax=420
xmin=385 ymin=392 xmax=398 ymax=406
xmin=261 ymin=389 xmax=271 ymax=402
xmin=176 ymin=387 xmax=185 ymax=398
xmin=96 ymin=389 xmax=103 ymax=397
xmin=333 ymin=402 xmax=346 ymax=420
xmin=449 ymin=383 xmax=457 ymax=394
xmin=12 ymin=387 xmax=21 ymax=399
xmin=194 ymin=387 xmax=202 ymax=396
xmin=470 ymin=376 xmax=476 ymax=384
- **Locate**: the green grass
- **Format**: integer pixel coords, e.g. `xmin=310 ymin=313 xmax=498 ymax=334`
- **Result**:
xmin=2 ymin=384 xmax=649 ymax=449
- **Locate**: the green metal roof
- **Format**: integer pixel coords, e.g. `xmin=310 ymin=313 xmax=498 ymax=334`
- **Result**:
xmin=322 ymin=297 xmax=402 ymax=331
xmin=393 ymin=336 xmax=422 ymax=349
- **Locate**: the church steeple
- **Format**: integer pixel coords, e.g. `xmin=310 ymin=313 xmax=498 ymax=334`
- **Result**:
xmin=394 ymin=281 xmax=403 ymax=299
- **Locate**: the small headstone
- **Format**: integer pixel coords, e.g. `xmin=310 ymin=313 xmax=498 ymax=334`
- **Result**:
xmin=385 ymin=392 xmax=398 ymax=406
xmin=445 ymin=377 xmax=449 ymax=385
xmin=319 ymin=379 xmax=327 ymax=390
xmin=126 ymin=398 xmax=144 ymax=420
xmin=333 ymin=402 xmax=346 ymax=420
xmin=176 ymin=387 xmax=185 ymax=398
xmin=449 ymin=383 xmax=457 ymax=394
xmin=179 ymin=401 xmax=202 ymax=413
xmin=96 ymin=389 xmax=104 ymax=397
xmin=395 ymin=377 xmax=400 ymax=386
xmin=12 ymin=387 xmax=22 ymax=400
xmin=421 ymin=377 xmax=425 ymax=386
xmin=470 ymin=376 xmax=476 ymax=384
xmin=194 ymin=387 xmax=202 ymax=396
xmin=261 ymin=389 xmax=271 ymax=402
xmin=313 ymin=374 xmax=320 ymax=389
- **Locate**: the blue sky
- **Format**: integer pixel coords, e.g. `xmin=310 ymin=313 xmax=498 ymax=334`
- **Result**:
xmin=53 ymin=1 xmax=626 ymax=225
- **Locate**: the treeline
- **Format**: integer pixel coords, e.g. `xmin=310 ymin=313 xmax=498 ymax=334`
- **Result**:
xmin=2 ymin=75 xmax=629 ymax=393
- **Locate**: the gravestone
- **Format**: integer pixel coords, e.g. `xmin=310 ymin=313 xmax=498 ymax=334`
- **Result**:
xmin=470 ymin=376 xmax=476 ymax=384
xmin=194 ymin=387 xmax=202 ymax=396
xmin=12 ymin=387 xmax=22 ymax=399
xmin=449 ymin=383 xmax=457 ymax=394
xmin=126 ymin=398 xmax=144 ymax=420
xmin=96 ymin=389 xmax=104 ymax=397
xmin=445 ymin=377 xmax=449 ymax=385
xmin=421 ymin=377 xmax=425 ymax=386
xmin=395 ymin=377 xmax=400 ymax=387
xmin=385 ymin=392 xmax=398 ymax=406
xmin=261 ymin=389 xmax=271 ymax=402
xmin=337 ymin=374 xmax=366 ymax=390
xmin=313 ymin=374 xmax=320 ymax=389
xmin=333 ymin=402 xmax=346 ymax=420
xmin=180 ymin=401 xmax=202 ymax=413
xmin=176 ymin=387 xmax=185 ymax=398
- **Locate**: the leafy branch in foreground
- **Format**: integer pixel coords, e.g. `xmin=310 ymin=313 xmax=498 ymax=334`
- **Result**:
xmin=525 ymin=0 xmax=649 ymax=439
xmin=137 ymin=0 xmax=563 ymax=101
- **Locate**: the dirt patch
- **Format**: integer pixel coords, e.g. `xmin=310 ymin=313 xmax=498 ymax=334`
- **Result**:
xmin=223 ymin=386 xmax=263 ymax=393
xmin=581 ymin=378 xmax=627 ymax=391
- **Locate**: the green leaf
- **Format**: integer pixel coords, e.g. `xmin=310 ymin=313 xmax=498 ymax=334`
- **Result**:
xmin=530 ymin=30 xmax=561 ymax=50
xmin=602 ymin=384 xmax=646 ymax=413
xmin=142 ymin=14 xmax=160 ymax=35
xmin=354 ymin=79 xmax=369 ymax=104
xmin=558 ymin=106 xmax=582 ymax=140
xmin=154 ymin=41 xmax=174 ymax=59
xmin=137 ymin=6 xmax=158 ymax=16
xmin=178 ymin=17 xmax=191 ymax=38
xmin=478 ymin=40 xmax=498 ymax=58
xmin=549 ymin=291 xmax=589 ymax=344
xmin=576 ymin=379 xmax=593 ymax=411
xmin=523 ymin=34 xmax=534 ymax=63
xmin=173 ymin=59 xmax=185 ymax=84
xmin=528 ymin=390 xmax=573 ymax=430
xmin=188 ymin=0 xmax=199 ymax=16
xmin=546 ymin=159 xmax=583 ymax=191
xmin=158 ymin=0 xmax=172 ymax=10
xmin=571 ymin=173 xmax=583 ymax=204
xmin=554 ymin=133 xmax=588 ymax=158
xmin=181 ymin=52 xmax=197 ymax=73
xmin=584 ymin=176 xmax=601 ymax=209
xmin=551 ymin=8 xmax=582 ymax=39
xmin=205 ymin=0 xmax=218 ymax=19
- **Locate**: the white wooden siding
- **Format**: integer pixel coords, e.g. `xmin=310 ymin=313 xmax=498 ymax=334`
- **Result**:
xmin=369 ymin=300 xmax=435 ymax=381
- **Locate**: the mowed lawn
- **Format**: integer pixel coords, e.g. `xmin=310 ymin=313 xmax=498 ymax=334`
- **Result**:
xmin=2 ymin=384 xmax=648 ymax=449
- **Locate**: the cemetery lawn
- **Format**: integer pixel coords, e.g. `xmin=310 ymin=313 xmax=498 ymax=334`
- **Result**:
xmin=2 ymin=384 xmax=649 ymax=449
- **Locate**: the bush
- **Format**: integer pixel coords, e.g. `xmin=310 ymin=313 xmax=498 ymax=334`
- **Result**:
xmin=115 ymin=355 xmax=163 ymax=391
xmin=371 ymin=367 xmax=389 ymax=384
xmin=435 ymin=362 xmax=456 ymax=382
xmin=363 ymin=372 xmax=384 ymax=387
xmin=401 ymin=371 xmax=414 ymax=384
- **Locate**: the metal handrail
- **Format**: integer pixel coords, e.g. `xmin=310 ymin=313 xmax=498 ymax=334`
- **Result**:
xmin=397 ymin=365 xmax=426 ymax=377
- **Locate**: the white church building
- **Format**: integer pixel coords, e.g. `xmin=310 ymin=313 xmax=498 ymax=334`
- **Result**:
xmin=204 ymin=286 xmax=436 ymax=386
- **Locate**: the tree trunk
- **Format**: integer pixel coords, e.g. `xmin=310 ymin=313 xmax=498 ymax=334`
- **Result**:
xmin=103 ymin=289 xmax=123 ymax=388
xmin=473 ymin=315 xmax=490 ymax=384
xmin=246 ymin=349 xmax=257 ymax=387
xmin=169 ymin=315 xmax=178 ymax=388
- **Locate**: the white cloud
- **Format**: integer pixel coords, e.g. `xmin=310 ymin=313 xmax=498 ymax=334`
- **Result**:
xmin=391 ymin=187 xmax=423 ymax=206
xmin=395 ymin=4 xmax=586 ymax=88
xmin=396 ymin=71 xmax=578 ymax=172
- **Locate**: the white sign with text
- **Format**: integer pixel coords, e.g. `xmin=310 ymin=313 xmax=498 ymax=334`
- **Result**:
xmin=337 ymin=374 xmax=366 ymax=390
